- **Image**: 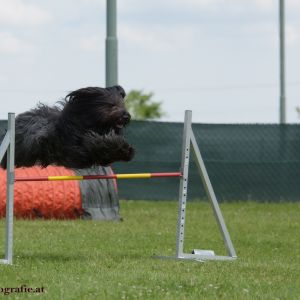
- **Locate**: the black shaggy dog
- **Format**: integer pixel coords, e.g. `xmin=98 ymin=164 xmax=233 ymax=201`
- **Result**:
xmin=1 ymin=85 xmax=135 ymax=169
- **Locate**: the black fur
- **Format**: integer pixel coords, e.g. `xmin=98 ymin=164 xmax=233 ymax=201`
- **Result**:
xmin=1 ymin=85 xmax=135 ymax=169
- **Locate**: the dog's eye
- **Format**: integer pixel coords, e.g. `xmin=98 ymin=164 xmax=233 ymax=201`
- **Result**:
xmin=106 ymin=103 xmax=115 ymax=107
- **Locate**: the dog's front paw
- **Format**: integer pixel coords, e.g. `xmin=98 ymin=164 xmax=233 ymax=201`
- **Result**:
xmin=120 ymin=144 xmax=135 ymax=161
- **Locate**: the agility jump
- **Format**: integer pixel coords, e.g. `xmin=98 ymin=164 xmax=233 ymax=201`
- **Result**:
xmin=0 ymin=111 xmax=237 ymax=265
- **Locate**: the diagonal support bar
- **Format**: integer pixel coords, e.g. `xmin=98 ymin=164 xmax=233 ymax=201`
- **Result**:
xmin=190 ymin=131 xmax=237 ymax=258
xmin=0 ymin=132 xmax=10 ymax=162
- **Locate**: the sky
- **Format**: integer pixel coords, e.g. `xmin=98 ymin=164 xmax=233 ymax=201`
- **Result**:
xmin=0 ymin=0 xmax=300 ymax=123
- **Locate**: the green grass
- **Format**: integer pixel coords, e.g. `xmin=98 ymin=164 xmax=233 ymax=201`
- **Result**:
xmin=0 ymin=201 xmax=299 ymax=299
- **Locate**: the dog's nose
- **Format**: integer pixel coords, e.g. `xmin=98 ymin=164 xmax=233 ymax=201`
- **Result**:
xmin=123 ymin=112 xmax=131 ymax=124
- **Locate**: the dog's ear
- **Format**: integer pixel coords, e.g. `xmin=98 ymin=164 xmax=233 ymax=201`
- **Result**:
xmin=115 ymin=85 xmax=126 ymax=98
xmin=105 ymin=85 xmax=126 ymax=99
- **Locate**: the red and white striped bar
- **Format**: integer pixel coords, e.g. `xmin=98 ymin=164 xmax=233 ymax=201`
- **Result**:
xmin=15 ymin=172 xmax=182 ymax=182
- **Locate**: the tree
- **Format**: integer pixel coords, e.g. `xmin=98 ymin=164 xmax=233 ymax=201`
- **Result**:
xmin=297 ymin=107 xmax=300 ymax=118
xmin=125 ymin=90 xmax=165 ymax=120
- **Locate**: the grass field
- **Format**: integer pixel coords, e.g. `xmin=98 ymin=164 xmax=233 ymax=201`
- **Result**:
xmin=0 ymin=200 xmax=299 ymax=299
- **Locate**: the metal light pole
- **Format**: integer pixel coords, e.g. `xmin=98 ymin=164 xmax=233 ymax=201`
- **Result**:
xmin=279 ymin=0 xmax=286 ymax=124
xmin=106 ymin=0 xmax=118 ymax=87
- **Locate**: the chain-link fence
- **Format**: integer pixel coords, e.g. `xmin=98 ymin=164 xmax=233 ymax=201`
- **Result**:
xmin=113 ymin=120 xmax=300 ymax=202
xmin=1 ymin=119 xmax=300 ymax=202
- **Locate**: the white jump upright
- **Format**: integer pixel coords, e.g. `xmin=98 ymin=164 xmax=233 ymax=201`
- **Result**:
xmin=0 ymin=113 xmax=15 ymax=265
xmin=174 ymin=110 xmax=237 ymax=261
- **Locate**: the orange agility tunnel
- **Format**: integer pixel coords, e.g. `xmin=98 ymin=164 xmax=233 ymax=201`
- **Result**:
xmin=0 ymin=166 xmax=84 ymax=219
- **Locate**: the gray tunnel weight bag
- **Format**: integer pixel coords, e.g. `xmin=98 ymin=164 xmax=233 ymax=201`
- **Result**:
xmin=75 ymin=166 xmax=120 ymax=221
